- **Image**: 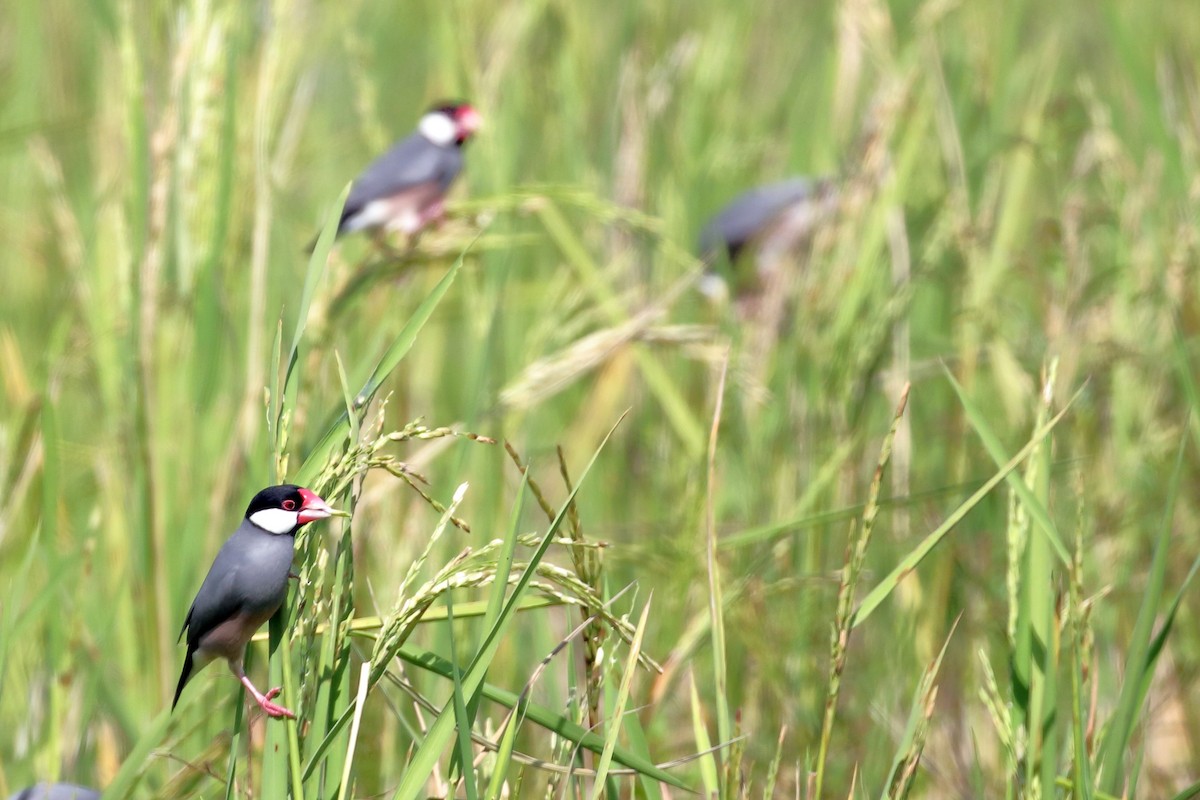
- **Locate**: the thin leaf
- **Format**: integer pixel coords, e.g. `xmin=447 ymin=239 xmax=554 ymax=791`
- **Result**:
xmin=392 ymin=643 xmax=690 ymax=790
xmin=621 ymin=707 xmax=665 ymax=800
xmin=534 ymin=202 xmax=705 ymax=456
xmin=251 ymin=596 xmax=563 ymax=644
xmin=1097 ymin=432 xmax=1187 ymax=793
xmin=944 ymin=365 xmax=1070 ymax=564
xmin=337 ymin=662 xmax=371 ymax=800
xmin=390 ymin=417 xmax=632 ymax=800
xmin=689 ymin=673 xmax=719 ymax=799
xmin=851 ymin=399 xmax=1075 ymax=628
xmin=455 ymin=468 xmax=528 ymax=779
xmin=223 ymin=702 xmax=245 ymax=800
xmin=1167 ymin=779 xmax=1200 ymax=800
xmin=446 ymin=595 xmax=479 ymax=800
xmin=763 ymin=727 xmax=786 ymax=800
xmin=484 ymin=680 xmax=526 ymax=800
xmin=590 ymin=596 xmax=652 ymax=800
xmin=97 ymin=711 xmax=172 ymax=800
xmin=881 ymin=617 xmax=959 ymax=799
xmin=279 ymin=183 xmax=351 ymax=423
xmin=705 ymin=355 xmax=732 ymax=750
xmin=294 ymin=249 xmax=467 ymax=486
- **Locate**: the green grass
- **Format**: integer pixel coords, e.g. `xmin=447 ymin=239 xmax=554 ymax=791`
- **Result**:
xmin=2 ymin=0 xmax=1200 ymax=797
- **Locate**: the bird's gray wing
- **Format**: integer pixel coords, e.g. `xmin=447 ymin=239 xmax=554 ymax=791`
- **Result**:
xmin=698 ymin=177 xmax=820 ymax=259
xmin=173 ymin=546 xmax=247 ymax=708
xmin=182 ymin=525 xmax=296 ymax=646
xmin=341 ymin=134 xmax=462 ymax=222
xmin=181 ymin=548 xmax=247 ymax=647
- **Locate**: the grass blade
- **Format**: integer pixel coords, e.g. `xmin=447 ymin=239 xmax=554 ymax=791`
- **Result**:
xmin=452 ymin=466 xmax=528 ymax=780
xmin=944 ymin=365 xmax=1070 ymax=564
xmin=390 ymin=417 xmax=633 ymax=800
xmin=483 ymin=683 xmax=524 ymax=800
xmin=881 ymin=617 xmax=959 ymax=799
xmin=279 ymin=183 xmax=351 ymax=418
xmin=1097 ymin=432 xmax=1187 ymax=793
xmin=817 ymin=384 xmax=909 ymax=799
xmin=294 ymin=249 xmax=467 ymax=486
xmin=97 ymin=711 xmax=172 ymax=800
xmin=689 ymin=673 xmax=719 ymax=799
xmin=851 ymin=399 xmax=1075 ymax=629
xmin=336 ymin=662 xmax=371 ymax=800
xmin=534 ymin=201 xmax=705 ymax=456
xmin=705 ymin=355 xmax=732 ymax=751
xmin=446 ymin=595 xmax=479 ymax=800
xmin=393 ymin=644 xmax=689 ymax=790
xmin=590 ymin=596 xmax=652 ymax=800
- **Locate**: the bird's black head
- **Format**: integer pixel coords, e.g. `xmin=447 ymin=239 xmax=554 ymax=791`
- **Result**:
xmin=420 ymin=100 xmax=482 ymax=147
xmin=244 ymin=484 xmax=337 ymax=535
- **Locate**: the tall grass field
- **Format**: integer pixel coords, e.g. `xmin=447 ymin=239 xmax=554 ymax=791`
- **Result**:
xmin=1 ymin=1 xmax=1199 ymax=798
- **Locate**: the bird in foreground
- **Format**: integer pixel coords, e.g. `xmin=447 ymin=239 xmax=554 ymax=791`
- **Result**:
xmin=334 ymin=101 xmax=482 ymax=242
xmin=173 ymin=485 xmax=341 ymax=720
xmin=696 ymin=176 xmax=838 ymax=299
xmin=6 ymin=785 xmax=99 ymax=800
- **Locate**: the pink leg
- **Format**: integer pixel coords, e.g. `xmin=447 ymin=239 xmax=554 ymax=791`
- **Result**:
xmin=239 ymin=673 xmax=296 ymax=719
xmin=419 ymin=200 xmax=446 ymax=230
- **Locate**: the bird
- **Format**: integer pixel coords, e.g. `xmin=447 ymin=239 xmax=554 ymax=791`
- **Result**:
xmin=695 ymin=176 xmax=838 ymax=299
xmin=333 ymin=100 xmax=481 ymax=242
xmin=6 ymin=784 xmax=100 ymax=800
xmin=173 ymin=484 xmax=341 ymax=720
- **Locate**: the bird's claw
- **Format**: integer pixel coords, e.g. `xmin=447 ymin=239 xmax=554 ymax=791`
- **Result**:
xmin=257 ymin=688 xmax=295 ymax=719
xmin=259 ymin=700 xmax=296 ymax=719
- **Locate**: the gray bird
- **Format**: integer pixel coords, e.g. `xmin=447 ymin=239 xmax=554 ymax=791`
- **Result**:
xmin=173 ymin=485 xmax=340 ymax=719
xmin=336 ymin=101 xmax=481 ymax=239
xmin=696 ymin=176 xmax=838 ymax=298
xmin=6 ymin=784 xmax=99 ymax=800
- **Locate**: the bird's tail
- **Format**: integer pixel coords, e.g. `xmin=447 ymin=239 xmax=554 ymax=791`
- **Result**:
xmin=172 ymin=647 xmax=195 ymax=711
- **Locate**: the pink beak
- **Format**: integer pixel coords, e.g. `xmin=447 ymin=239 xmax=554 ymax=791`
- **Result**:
xmin=297 ymin=488 xmax=339 ymax=524
xmin=456 ymin=106 xmax=482 ymax=138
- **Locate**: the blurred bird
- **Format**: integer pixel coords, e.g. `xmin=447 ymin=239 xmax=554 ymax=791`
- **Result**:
xmin=333 ymin=101 xmax=481 ymax=242
xmin=6 ymin=785 xmax=100 ymax=800
xmin=696 ymin=176 xmax=838 ymax=299
xmin=173 ymin=485 xmax=341 ymax=719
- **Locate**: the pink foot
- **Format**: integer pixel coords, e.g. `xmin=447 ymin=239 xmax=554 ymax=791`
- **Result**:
xmin=258 ymin=697 xmax=296 ymax=719
xmin=241 ymin=676 xmax=297 ymax=720
xmin=258 ymin=688 xmax=295 ymax=719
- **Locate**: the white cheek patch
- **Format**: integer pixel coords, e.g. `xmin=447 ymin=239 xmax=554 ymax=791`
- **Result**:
xmin=418 ymin=112 xmax=457 ymax=146
xmin=249 ymin=508 xmax=300 ymax=535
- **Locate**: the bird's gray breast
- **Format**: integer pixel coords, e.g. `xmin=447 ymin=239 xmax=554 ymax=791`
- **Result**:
xmin=434 ymin=147 xmax=463 ymax=192
xmin=186 ymin=523 xmax=295 ymax=645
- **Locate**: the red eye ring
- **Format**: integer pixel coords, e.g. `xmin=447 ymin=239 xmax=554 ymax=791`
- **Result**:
xmin=282 ymin=499 xmax=297 ymax=511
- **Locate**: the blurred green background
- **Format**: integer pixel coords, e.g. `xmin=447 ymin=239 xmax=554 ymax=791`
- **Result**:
xmin=2 ymin=0 xmax=1200 ymax=797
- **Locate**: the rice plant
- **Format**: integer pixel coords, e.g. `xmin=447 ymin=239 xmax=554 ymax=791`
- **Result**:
xmin=1 ymin=0 xmax=1199 ymax=798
